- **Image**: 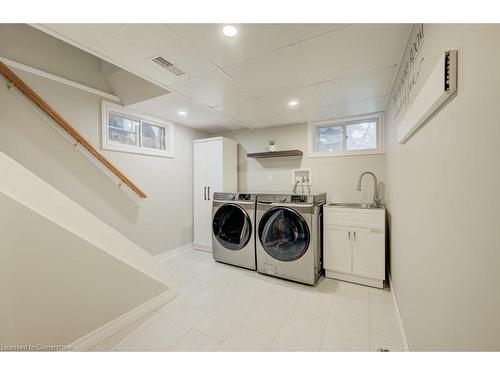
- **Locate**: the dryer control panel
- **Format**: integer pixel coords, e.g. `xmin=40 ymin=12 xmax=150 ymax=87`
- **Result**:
xmin=213 ymin=192 xmax=256 ymax=202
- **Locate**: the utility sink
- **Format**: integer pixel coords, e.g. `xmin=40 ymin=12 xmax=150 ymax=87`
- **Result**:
xmin=327 ymin=202 xmax=384 ymax=209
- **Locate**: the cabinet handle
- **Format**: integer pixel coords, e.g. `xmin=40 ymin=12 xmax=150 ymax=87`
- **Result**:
xmin=354 ymin=231 xmax=357 ymax=242
xmin=348 ymin=231 xmax=351 ymax=241
xmin=204 ymin=186 xmax=207 ymax=200
xmin=207 ymin=187 xmax=210 ymax=200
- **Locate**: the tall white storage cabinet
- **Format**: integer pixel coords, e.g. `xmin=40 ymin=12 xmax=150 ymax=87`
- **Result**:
xmin=193 ymin=137 xmax=237 ymax=251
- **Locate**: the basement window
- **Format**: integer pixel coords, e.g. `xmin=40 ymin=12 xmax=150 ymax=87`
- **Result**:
xmin=308 ymin=113 xmax=384 ymax=157
xmin=102 ymin=101 xmax=174 ymax=158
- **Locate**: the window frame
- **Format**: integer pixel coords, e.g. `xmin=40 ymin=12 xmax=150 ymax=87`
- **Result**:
xmin=307 ymin=112 xmax=384 ymax=158
xmin=101 ymin=101 xmax=174 ymax=158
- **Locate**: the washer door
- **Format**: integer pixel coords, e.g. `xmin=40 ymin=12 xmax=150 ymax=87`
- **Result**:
xmin=213 ymin=203 xmax=252 ymax=251
xmin=258 ymin=206 xmax=310 ymax=262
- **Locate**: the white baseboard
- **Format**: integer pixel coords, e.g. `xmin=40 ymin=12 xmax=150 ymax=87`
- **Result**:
xmin=388 ymin=273 xmax=409 ymax=352
xmin=325 ymin=270 xmax=384 ymax=289
xmin=69 ymin=290 xmax=177 ymax=351
xmin=156 ymin=242 xmax=194 ymax=263
xmin=193 ymin=244 xmax=212 ymax=253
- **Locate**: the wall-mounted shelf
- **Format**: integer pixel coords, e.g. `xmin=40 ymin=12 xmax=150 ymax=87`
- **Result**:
xmin=247 ymin=150 xmax=303 ymax=159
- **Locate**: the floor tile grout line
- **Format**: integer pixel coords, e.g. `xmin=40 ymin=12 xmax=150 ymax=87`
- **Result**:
xmin=192 ymin=286 xmax=265 ymax=347
xmin=239 ymin=283 xmax=298 ymax=345
xmin=171 ymin=327 xmax=224 ymax=352
xmin=112 ymin=308 xmax=170 ymax=350
xmin=267 ymin=293 xmax=301 ymax=350
xmin=237 ymin=291 xmax=269 ymax=337
xmin=95 ymin=310 xmax=160 ymax=352
xmin=215 ymin=323 xmax=274 ymax=352
xmin=240 ymin=324 xmax=274 ymax=340
xmin=156 ymin=283 xmax=209 ymax=315
xmin=317 ymin=292 xmax=336 ymax=350
xmin=128 ymin=251 xmax=403 ymax=352
xmin=319 ymin=286 xmax=371 ymax=351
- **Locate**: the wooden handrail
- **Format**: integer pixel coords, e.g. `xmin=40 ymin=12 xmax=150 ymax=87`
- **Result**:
xmin=0 ymin=61 xmax=147 ymax=198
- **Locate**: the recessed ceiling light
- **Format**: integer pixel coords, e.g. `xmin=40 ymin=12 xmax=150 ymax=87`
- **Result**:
xmin=288 ymin=100 xmax=299 ymax=107
xmin=222 ymin=25 xmax=238 ymax=37
xmin=178 ymin=110 xmax=187 ymax=116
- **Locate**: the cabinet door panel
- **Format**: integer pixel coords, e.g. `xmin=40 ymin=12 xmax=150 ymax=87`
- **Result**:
xmin=324 ymin=225 xmax=352 ymax=274
xmin=206 ymin=140 xmax=223 ymax=195
xmin=205 ymin=140 xmax=222 ymax=247
xmin=352 ymin=229 xmax=385 ymax=279
xmin=193 ymin=142 xmax=208 ymax=247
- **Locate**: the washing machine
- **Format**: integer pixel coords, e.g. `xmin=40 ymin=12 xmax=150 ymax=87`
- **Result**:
xmin=212 ymin=192 xmax=256 ymax=270
xmin=256 ymin=193 xmax=326 ymax=285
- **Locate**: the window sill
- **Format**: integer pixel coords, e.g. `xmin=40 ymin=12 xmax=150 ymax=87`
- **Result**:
xmin=103 ymin=143 xmax=174 ymax=159
xmin=308 ymin=149 xmax=386 ymax=158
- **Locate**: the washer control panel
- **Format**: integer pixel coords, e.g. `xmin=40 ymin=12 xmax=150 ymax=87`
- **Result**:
xmin=256 ymin=193 xmax=326 ymax=205
xmin=291 ymin=195 xmax=308 ymax=203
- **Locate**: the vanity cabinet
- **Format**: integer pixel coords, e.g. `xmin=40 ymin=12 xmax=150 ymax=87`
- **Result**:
xmin=323 ymin=205 xmax=386 ymax=288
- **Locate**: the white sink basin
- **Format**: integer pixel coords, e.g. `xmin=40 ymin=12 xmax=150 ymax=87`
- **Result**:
xmin=328 ymin=202 xmax=384 ymax=209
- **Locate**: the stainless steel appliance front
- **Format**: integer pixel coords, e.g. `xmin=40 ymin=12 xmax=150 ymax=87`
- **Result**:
xmin=255 ymin=193 xmax=326 ymax=284
xmin=212 ymin=192 xmax=257 ymax=270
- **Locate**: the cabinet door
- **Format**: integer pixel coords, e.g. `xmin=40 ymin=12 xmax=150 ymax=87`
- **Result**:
xmin=324 ymin=225 xmax=352 ymax=274
xmin=206 ymin=140 xmax=223 ymax=196
xmin=204 ymin=140 xmax=223 ymax=248
xmin=352 ymin=229 xmax=385 ymax=280
xmin=193 ymin=142 xmax=209 ymax=247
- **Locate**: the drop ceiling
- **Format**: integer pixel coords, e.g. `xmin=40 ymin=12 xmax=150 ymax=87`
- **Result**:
xmin=32 ymin=23 xmax=411 ymax=132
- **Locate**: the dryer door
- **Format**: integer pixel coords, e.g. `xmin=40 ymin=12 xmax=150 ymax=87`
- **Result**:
xmin=213 ymin=203 xmax=252 ymax=251
xmin=258 ymin=206 xmax=310 ymax=262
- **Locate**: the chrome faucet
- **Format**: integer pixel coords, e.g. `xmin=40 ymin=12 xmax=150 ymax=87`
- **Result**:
xmin=356 ymin=171 xmax=382 ymax=207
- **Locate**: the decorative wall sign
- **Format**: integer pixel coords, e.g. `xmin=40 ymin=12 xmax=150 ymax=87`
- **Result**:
xmin=392 ymin=24 xmax=425 ymax=120
xmin=397 ymin=50 xmax=458 ymax=144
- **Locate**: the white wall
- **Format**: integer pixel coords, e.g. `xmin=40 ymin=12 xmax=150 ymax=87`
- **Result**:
xmin=0 ymin=192 xmax=168 ymax=347
xmin=217 ymin=123 xmax=386 ymax=203
xmin=0 ymin=24 xmax=208 ymax=255
xmin=385 ymin=24 xmax=500 ymax=350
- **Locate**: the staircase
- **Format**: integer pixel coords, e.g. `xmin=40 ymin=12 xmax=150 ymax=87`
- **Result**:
xmin=0 ymin=151 xmax=173 ymax=349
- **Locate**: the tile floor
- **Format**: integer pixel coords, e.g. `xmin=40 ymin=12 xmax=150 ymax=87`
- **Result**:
xmin=91 ymin=249 xmax=405 ymax=352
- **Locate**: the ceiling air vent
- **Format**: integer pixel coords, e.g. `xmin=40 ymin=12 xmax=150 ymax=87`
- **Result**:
xmin=151 ymin=55 xmax=186 ymax=77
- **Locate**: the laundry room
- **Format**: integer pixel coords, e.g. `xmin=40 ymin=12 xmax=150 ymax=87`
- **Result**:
xmin=1 ymin=2 xmax=500 ymax=371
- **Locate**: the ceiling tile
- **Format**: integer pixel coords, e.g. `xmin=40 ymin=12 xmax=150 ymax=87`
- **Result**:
xmin=129 ymin=93 xmax=243 ymax=131
xmin=214 ymin=97 xmax=275 ymax=127
xmin=42 ymin=23 xmax=125 ymax=48
xmin=215 ymin=95 xmax=308 ymax=128
xmin=289 ymin=24 xmax=351 ymax=42
xmin=223 ymin=45 xmax=315 ymax=97
xmin=169 ymin=70 xmax=255 ymax=108
xmin=306 ymin=95 xmax=390 ymax=122
xmin=308 ymin=65 xmax=397 ymax=107
xmin=300 ymin=24 xmax=411 ymax=83
xmin=252 ymin=89 xmax=314 ymax=113
xmin=168 ymin=24 xmax=293 ymax=68
xmin=253 ymin=110 xmax=308 ymax=128
xmin=94 ymin=24 xmax=216 ymax=86
xmin=225 ymin=64 xmax=395 ymax=121
xmin=35 ymin=23 xmax=410 ymax=131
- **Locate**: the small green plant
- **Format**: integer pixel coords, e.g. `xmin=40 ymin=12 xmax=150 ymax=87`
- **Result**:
xmin=268 ymin=140 xmax=275 ymax=146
